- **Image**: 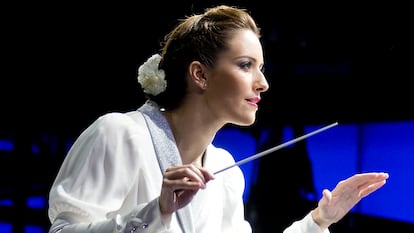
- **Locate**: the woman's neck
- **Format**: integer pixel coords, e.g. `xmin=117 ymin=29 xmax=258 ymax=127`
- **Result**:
xmin=163 ymin=107 xmax=220 ymax=165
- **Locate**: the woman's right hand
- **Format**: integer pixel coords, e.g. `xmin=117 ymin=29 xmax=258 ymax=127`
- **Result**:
xmin=159 ymin=164 xmax=214 ymax=220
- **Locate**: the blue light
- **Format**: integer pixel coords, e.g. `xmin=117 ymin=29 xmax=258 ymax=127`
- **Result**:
xmin=24 ymin=225 xmax=44 ymax=233
xmin=0 ymin=139 xmax=13 ymax=152
xmin=27 ymin=196 xmax=46 ymax=209
xmin=0 ymin=222 xmax=12 ymax=233
xmin=0 ymin=199 xmax=13 ymax=207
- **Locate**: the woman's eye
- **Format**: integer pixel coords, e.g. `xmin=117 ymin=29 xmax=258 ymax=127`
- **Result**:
xmin=239 ymin=61 xmax=252 ymax=70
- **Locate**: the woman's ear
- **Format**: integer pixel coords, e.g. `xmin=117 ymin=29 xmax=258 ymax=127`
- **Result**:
xmin=189 ymin=61 xmax=208 ymax=90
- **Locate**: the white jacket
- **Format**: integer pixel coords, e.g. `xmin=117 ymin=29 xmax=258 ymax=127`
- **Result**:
xmin=47 ymin=101 xmax=327 ymax=233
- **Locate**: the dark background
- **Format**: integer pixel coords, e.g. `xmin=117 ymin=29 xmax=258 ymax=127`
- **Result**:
xmin=1 ymin=0 xmax=414 ymax=232
xmin=3 ymin=0 xmax=414 ymax=134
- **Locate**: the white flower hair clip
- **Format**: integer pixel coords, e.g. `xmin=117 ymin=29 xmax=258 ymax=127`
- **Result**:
xmin=137 ymin=54 xmax=167 ymax=96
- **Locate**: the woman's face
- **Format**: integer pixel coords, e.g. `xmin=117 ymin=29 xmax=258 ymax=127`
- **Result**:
xmin=204 ymin=29 xmax=269 ymax=126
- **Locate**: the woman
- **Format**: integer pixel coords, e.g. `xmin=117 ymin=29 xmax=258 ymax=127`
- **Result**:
xmin=47 ymin=5 xmax=389 ymax=233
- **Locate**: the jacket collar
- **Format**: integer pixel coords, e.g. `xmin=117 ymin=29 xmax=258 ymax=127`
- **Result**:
xmin=138 ymin=101 xmax=195 ymax=233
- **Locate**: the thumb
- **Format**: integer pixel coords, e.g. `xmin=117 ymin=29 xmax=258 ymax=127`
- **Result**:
xmin=322 ymin=189 xmax=332 ymax=203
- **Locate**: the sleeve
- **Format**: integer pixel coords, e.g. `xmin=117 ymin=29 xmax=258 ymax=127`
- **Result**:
xmin=50 ymin=198 xmax=173 ymax=233
xmin=47 ymin=113 xmax=174 ymax=233
xmin=282 ymin=211 xmax=330 ymax=233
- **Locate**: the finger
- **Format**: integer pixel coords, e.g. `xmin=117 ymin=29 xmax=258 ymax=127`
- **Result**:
xmin=332 ymin=172 xmax=388 ymax=201
xmin=359 ymin=179 xmax=387 ymax=198
xmin=165 ymin=164 xmax=202 ymax=180
xmin=322 ymin=189 xmax=332 ymax=203
xmin=354 ymin=173 xmax=389 ymax=192
xmin=197 ymin=166 xmax=215 ymax=182
xmin=177 ymin=164 xmax=215 ymax=184
xmin=337 ymin=172 xmax=388 ymax=190
xmin=353 ymin=172 xmax=389 ymax=184
xmin=164 ymin=165 xmax=208 ymax=188
xmin=164 ymin=179 xmax=204 ymax=191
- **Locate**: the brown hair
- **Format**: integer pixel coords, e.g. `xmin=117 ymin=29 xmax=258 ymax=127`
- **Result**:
xmin=149 ymin=5 xmax=261 ymax=110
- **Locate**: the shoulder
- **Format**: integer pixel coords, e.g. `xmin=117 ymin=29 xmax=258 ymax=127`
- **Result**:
xmin=207 ymin=144 xmax=236 ymax=164
xmin=205 ymin=144 xmax=241 ymax=176
xmin=95 ymin=111 xmax=141 ymax=127
xmin=94 ymin=111 xmax=144 ymax=131
xmin=206 ymin=144 xmax=246 ymax=196
xmin=78 ymin=111 xmax=147 ymax=142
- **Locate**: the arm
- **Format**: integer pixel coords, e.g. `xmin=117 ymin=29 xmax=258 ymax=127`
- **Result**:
xmin=49 ymin=198 xmax=168 ymax=233
xmin=48 ymin=113 xmax=173 ymax=233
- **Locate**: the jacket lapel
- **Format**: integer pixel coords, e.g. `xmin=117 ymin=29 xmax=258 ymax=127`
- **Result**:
xmin=138 ymin=101 xmax=195 ymax=233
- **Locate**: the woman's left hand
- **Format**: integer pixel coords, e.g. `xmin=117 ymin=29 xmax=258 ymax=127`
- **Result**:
xmin=312 ymin=172 xmax=389 ymax=229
